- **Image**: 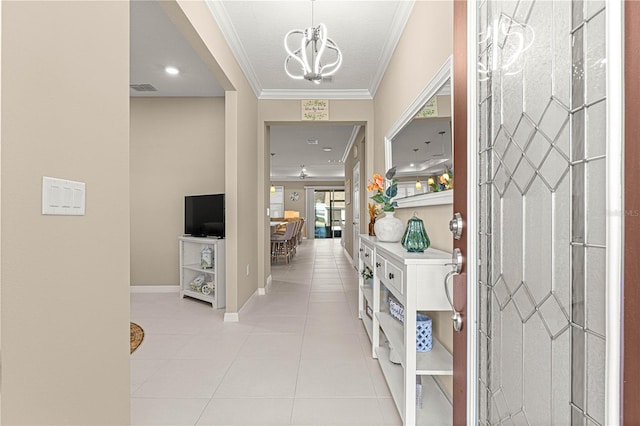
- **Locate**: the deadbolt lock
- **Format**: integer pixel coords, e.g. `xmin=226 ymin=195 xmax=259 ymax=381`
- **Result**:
xmin=449 ymin=212 xmax=463 ymax=240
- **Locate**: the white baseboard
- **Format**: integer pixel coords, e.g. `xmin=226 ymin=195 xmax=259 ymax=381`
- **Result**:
xmin=130 ymin=285 xmax=180 ymax=293
xmin=258 ymin=274 xmax=273 ymax=295
xmin=224 ymin=282 xmax=265 ymax=322
xmin=223 ymin=312 xmax=239 ymax=322
xmin=343 ymin=247 xmax=355 ymax=267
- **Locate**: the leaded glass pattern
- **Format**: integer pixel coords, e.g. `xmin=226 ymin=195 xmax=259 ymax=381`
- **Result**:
xmin=476 ymin=1 xmax=607 ymax=424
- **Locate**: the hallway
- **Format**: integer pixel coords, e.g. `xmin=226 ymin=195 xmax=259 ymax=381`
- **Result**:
xmin=131 ymin=239 xmax=401 ymax=425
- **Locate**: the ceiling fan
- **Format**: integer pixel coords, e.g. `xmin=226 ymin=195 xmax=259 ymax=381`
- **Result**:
xmin=299 ymin=165 xmax=309 ymax=179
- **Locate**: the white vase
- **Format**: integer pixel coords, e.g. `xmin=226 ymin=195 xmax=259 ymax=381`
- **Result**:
xmin=374 ymin=211 xmax=405 ymax=242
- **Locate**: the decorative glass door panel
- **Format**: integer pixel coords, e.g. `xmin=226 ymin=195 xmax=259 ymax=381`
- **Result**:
xmin=476 ymin=1 xmax=607 ymax=424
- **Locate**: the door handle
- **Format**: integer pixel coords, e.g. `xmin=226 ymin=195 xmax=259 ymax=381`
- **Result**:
xmin=444 ymin=248 xmax=463 ymax=332
xmin=446 ymin=247 xmax=463 ymax=274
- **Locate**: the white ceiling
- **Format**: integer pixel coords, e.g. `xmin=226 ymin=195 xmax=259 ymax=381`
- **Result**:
xmin=130 ymin=0 xmax=415 ymax=180
xmin=270 ymin=123 xmax=360 ymax=181
xmin=208 ymin=0 xmax=414 ymax=99
xmin=130 ymin=0 xmax=225 ymax=97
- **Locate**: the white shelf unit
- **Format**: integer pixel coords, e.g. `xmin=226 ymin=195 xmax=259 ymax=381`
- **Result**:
xmin=358 ymin=234 xmax=453 ymax=425
xmin=358 ymin=236 xmax=378 ymax=358
xmin=359 ymin=285 xmax=374 ymax=342
xmin=179 ymin=236 xmax=225 ymax=309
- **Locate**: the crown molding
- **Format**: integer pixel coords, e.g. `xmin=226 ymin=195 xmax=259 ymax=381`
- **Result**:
xmin=259 ymin=89 xmax=373 ymax=100
xmin=270 ymin=176 xmax=344 ymax=182
xmin=368 ymin=1 xmax=415 ymax=97
xmin=341 ymin=125 xmax=362 ymax=163
xmin=205 ymin=0 xmax=262 ymax=98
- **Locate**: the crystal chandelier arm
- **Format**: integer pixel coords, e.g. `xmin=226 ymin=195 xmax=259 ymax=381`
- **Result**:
xmin=284 ymin=29 xmax=311 ymax=78
xmin=299 ymin=29 xmax=313 ymax=75
xmin=313 ymin=23 xmax=328 ymax=75
xmin=318 ymin=39 xmax=342 ymax=76
xmin=284 ymin=56 xmax=305 ymax=80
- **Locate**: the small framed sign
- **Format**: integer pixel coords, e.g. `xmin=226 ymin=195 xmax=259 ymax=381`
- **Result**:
xmin=415 ymin=96 xmax=438 ymax=118
xmin=302 ymin=99 xmax=329 ymax=120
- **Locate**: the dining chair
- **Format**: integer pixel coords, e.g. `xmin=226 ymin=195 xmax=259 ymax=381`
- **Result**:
xmin=271 ymin=221 xmax=296 ymax=263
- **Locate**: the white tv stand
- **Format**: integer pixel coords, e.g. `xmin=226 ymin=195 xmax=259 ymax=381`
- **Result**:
xmin=178 ymin=236 xmax=225 ymax=309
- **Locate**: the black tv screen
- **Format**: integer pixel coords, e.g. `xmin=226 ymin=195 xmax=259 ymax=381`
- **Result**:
xmin=185 ymin=194 xmax=225 ymax=238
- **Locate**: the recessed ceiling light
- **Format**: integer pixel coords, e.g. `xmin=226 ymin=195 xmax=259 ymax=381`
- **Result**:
xmin=322 ymin=147 xmax=332 ymax=152
xmin=165 ymin=66 xmax=180 ymax=75
xmin=410 ymin=163 xmax=415 ymax=167
xmin=307 ymin=139 xmax=318 ymax=145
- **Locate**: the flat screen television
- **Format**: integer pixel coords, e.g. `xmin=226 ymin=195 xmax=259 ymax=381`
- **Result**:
xmin=184 ymin=194 xmax=225 ymax=238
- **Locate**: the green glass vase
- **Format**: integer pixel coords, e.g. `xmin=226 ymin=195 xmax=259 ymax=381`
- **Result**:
xmin=401 ymin=213 xmax=430 ymax=253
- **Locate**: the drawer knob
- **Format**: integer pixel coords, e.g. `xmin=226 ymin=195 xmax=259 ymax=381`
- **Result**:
xmin=376 ymin=262 xmax=381 ymax=268
xmin=388 ymin=272 xmax=394 ymax=279
xmin=359 ymin=248 xmax=363 ymax=252
xmin=364 ymin=253 xmax=369 ymax=257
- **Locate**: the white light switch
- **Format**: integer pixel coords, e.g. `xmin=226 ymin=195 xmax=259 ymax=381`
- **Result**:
xmin=42 ymin=176 xmax=85 ymax=215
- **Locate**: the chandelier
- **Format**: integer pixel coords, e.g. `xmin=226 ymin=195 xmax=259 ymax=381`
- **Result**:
xmin=284 ymin=0 xmax=342 ymax=84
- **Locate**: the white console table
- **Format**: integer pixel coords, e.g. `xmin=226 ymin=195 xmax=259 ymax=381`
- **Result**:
xmin=358 ymin=234 xmax=453 ymax=425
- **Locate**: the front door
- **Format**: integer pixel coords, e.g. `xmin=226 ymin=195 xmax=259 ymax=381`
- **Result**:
xmin=457 ymin=1 xmax=621 ymax=424
xmin=452 ymin=2 xmax=468 ymax=424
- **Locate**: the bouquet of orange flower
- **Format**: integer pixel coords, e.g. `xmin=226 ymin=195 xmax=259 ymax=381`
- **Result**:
xmin=367 ymin=167 xmax=398 ymax=212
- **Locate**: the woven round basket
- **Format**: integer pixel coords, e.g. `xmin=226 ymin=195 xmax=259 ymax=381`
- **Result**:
xmin=130 ymin=322 xmax=144 ymax=354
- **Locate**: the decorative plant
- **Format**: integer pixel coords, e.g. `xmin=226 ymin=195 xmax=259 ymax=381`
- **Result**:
xmin=361 ymin=265 xmax=373 ymax=281
xmin=428 ymin=170 xmax=453 ymax=192
xmin=368 ymin=203 xmax=380 ymax=222
xmin=367 ymin=167 xmax=398 ymax=212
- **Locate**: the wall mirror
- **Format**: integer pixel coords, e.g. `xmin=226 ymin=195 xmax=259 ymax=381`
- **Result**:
xmin=385 ymin=56 xmax=453 ymax=208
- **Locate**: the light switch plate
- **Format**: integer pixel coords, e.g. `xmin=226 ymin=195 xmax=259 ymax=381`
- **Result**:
xmin=42 ymin=176 xmax=86 ymax=215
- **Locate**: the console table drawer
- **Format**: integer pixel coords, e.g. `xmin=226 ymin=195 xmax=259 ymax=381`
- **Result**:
xmin=362 ymin=245 xmax=374 ymax=268
xmin=379 ymin=255 xmax=404 ymax=295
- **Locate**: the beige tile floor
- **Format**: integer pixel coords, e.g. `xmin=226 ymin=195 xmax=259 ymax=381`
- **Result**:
xmin=131 ymin=238 xmax=402 ymax=425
